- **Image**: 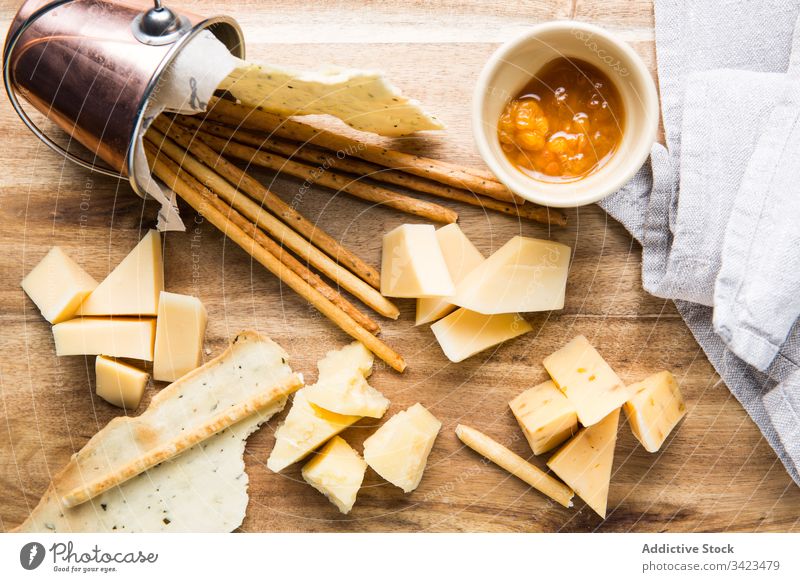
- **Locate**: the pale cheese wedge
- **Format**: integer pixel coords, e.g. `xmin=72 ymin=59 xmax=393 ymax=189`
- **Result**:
xmin=624 ymin=371 xmax=686 ymax=453
xmin=53 ymin=317 xmax=156 ymax=361
xmin=267 ymin=388 xmax=361 ymax=472
xmin=509 ymin=380 xmax=578 ymax=455
xmin=153 ymin=291 xmax=208 ymax=382
xmin=381 ymin=224 xmax=454 ymax=298
xmin=77 ymin=230 xmax=164 ymax=316
xmin=451 ymin=236 xmax=570 ymax=314
xmin=431 ymin=308 xmax=532 ymax=363
xmin=547 ymin=408 xmax=620 ymax=519
xmin=543 ymin=335 xmax=630 ymax=427
xmin=416 ymin=224 xmax=485 ymax=325
xmin=95 ymin=356 xmax=149 ymax=410
xmin=304 ymin=342 xmax=389 ymax=418
xmin=363 ymin=403 xmax=441 ymax=493
xmin=302 ymin=436 xmax=367 ymax=514
xmin=21 ymin=246 xmax=98 ymax=323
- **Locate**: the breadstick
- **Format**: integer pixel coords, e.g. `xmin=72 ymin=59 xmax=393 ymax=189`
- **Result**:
xmin=202 ymin=96 xmax=519 ymax=203
xmin=151 ymin=116 xmax=382 ymax=291
xmin=144 ymin=137 xmax=380 ymax=334
xmin=193 ymin=129 xmax=458 ymax=224
xmin=146 ymin=127 xmax=398 ymax=320
xmin=145 ymin=145 xmax=406 ymax=373
xmin=455 ymin=424 xmax=574 ymax=508
xmin=174 ymin=116 xmax=566 ymax=226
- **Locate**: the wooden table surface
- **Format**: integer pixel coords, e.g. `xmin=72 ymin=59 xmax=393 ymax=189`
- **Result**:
xmin=1 ymin=0 xmax=799 ymax=533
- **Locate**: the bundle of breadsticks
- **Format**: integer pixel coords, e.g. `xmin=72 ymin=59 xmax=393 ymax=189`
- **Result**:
xmin=144 ymin=97 xmax=567 ymax=372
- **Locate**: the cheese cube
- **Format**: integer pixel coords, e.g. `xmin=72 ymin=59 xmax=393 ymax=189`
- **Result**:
xmin=363 ymin=403 xmax=441 ymax=493
xmin=547 ymin=408 xmax=620 ymax=518
xmin=304 ymin=342 xmax=389 ymax=418
xmin=77 ymin=230 xmax=164 ymax=316
xmin=380 ymin=224 xmax=455 ymax=298
xmin=416 ymin=224 xmax=485 ymax=325
xmin=267 ymin=388 xmax=361 ymax=472
xmin=53 ymin=317 xmax=156 ymax=360
xmin=624 ymin=371 xmax=686 ymax=453
xmin=21 ymin=247 xmax=98 ymax=323
xmin=153 ymin=291 xmax=208 ymax=382
xmin=509 ymin=380 xmax=578 ymax=455
xmin=301 ymin=436 xmax=367 ymax=514
xmin=451 ymin=236 xmax=570 ymax=314
xmin=431 ymin=308 xmax=532 ymax=363
xmin=543 ymin=335 xmax=630 ymax=427
xmin=95 ymin=355 xmax=149 ymax=410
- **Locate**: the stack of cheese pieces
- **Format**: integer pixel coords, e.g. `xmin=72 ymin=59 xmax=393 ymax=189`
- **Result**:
xmin=505 ymin=336 xmax=687 ymax=518
xmin=380 ymin=223 xmax=571 ymax=362
xmin=21 ymin=231 xmax=208 ymax=411
xmin=267 ymin=341 xmax=441 ymax=514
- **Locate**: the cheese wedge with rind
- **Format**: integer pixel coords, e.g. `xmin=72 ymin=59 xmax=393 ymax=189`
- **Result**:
xmin=416 ymin=224 xmax=485 ymax=325
xmin=624 ymin=371 xmax=686 ymax=453
xmin=509 ymin=380 xmax=578 ymax=455
xmin=431 ymin=308 xmax=532 ymax=363
xmin=543 ymin=335 xmax=630 ymax=427
xmin=267 ymin=388 xmax=361 ymax=472
xmin=381 ymin=224 xmax=454 ymax=298
xmin=53 ymin=317 xmax=156 ymax=361
xmin=57 ymin=330 xmax=302 ymax=508
xmin=450 ymin=236 xmax=570 ymax=315
xmin=95 ymin=356 xmax=149 ymax=410
xmin=21 ymin=246 xmax=98 ymax=324
xmin=547 ymin=408 xmax=620 ymax=519
xmin=302 ymin=436 xmax=367 ymax=514
xmin=304 ymin=342 xmax=389 ymax=418
xmin=77 ymin=230 xmax=164 ymax=316
xmin=153 ymin=291 xmax=208 ymax=382
xmin=363 ymin=403 xmax=441 ymax=493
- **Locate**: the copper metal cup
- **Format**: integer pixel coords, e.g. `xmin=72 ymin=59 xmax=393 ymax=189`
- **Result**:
xmin=3 ymin=0 xmax=245 ymax=195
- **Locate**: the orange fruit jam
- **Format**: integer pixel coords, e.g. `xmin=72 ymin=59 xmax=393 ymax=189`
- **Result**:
xmin=498 ymin=57 xmax=625 ymax=182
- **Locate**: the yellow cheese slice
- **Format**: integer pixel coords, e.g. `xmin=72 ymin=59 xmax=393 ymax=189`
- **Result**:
xmin=451 ymin=236 xmax=571 ymax=314
xmin=219 ymin=63 xmax=444 ymax=137
xmin=363 ymin=403 xmax=441 ymax=493
xmin=77 ymin=230 xmax=164 ymax=316
xmin=53 ymin=317 xmax=156 ymax=360
xmin=509 ymin=380 xmax=578 ymax=455
xmin=153 ymin=291 xmax=208 ymax=382
xmin=416 ymin=224 xmax=485 ymax=325
xmin=304 ymin=342 xmax=389 ymax=418
xmin=624 ymin=371 xmax=686 ymax=453
xmin=267 ymin=388 xmax=361 ymax=472
xmin=95 ymin=355 xmax=149 ymax=410
xmin=543 ymin=335 xmax=630 ymax=427
xmin=21 ymin=246 xmax=98 ymax=323
xmin=431 ymin=308 xmax=533 ymax=363
xmin=302 ymin=436 xmax=367 ymax=514
xmin=547 ymin=408 xmax=620 ymax=518
xmin=381 ymin=224 xmax=455 ymax=298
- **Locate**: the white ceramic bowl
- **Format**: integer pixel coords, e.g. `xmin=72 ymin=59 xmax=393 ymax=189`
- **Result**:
xmin=472 ymin=21 xmax=659 ymax=207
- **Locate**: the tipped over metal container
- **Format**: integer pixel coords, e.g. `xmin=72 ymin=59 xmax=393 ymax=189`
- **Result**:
xmin=3 ymin=0 xmax=244 ymax=196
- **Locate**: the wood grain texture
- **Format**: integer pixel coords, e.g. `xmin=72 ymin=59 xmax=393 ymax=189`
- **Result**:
xmin=1 ymin=0 xmax=798 ymax=533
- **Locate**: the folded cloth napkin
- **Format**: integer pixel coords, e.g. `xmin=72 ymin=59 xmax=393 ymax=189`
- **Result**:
xmin=600 ymin=0 xmax=800 ymax=485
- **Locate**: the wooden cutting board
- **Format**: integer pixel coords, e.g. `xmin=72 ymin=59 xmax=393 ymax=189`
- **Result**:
xmin=1 ymin=0 xmax=798 ymax=533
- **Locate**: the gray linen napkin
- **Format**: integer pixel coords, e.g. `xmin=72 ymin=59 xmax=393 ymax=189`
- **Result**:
xmin=600 ymin=0 xmax=800 ymax=485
